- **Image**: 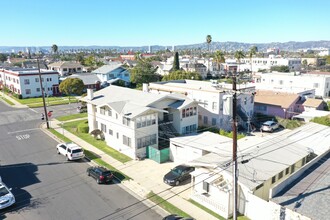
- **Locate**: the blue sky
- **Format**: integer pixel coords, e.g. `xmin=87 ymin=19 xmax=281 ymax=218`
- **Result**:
xmin=1 ymin=0 xmax=329 ymax=46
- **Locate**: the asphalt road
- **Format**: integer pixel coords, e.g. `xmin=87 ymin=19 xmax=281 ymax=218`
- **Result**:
xmin=0 ymin=101 xmax=162 ymax=220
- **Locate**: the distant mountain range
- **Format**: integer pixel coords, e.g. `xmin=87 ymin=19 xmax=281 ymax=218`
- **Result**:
xmin=1 ymin=40 xmax=329 ymax=53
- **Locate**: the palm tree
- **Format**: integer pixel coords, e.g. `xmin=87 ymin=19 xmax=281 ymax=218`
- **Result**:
xmin=213 ymin=50 xmax=225 ymax=72
xmin=206 ymin=35 xmax=212 ymax=77
xmin=248 ymin=46 xmax=258 ymax=74
xmin=234 ymin=50 xmax=245 ymax=74
xmin=51 ymin=44 xmax=58 ymax=54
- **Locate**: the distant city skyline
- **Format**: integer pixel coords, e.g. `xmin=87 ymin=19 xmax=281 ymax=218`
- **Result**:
xmin=1 ymin=0 xmax=330 ymax=47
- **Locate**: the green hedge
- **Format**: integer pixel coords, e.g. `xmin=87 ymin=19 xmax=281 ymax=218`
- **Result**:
xmin=77 ymin=121 xmax=89 ymax=133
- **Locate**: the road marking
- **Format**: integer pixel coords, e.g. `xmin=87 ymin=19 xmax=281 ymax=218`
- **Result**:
xmin=8 ymin=128 xmax=40 ymax=134
xmin=16 ymin=134 xmax=30 ymax=140
xmin=29 ymin=108 xmax=38 ymax=113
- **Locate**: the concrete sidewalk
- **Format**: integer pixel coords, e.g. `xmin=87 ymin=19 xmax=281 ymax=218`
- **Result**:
xmin=43 ymin=119 xmax=219 ymax=220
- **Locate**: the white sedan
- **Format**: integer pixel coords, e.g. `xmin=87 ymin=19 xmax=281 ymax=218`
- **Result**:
xmin=0 ymin=179 xmax=15 ymax=210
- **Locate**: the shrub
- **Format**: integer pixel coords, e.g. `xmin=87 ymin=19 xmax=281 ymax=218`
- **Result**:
xmin=77 ymin=121 xmax=89 ymax=133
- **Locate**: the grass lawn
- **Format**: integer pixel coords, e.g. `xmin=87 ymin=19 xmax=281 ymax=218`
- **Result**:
xmin=48 ymin=128 xmax=131 ymax=181
xmin=147 ymin=191 xmax=191 ymax=218
xmin=0 ymin=96 xmax=15 ymax=105
xmin=11 ymin=96 xmax=79 ymax=107
xmin=63 ymin=119 xmax=132 ymax=164
xmin=56 ymin=113 xmax=87 ymax=121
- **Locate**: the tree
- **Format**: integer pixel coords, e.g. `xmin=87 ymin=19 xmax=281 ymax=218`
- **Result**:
xmin=59 ymin=78 xmax=85 ymax=102
xmin=162 ymin=70 xmax=202 ymax=81
xmin=51 ymin=44 xmax=58 ymax=54
xmin=248 ymin=46 xmax=258 ymax=74
xmin=0 ymin=53 xmax=7 ymax=63
xmin=172 ymin=52 xmax=180 ymax=71
xmin=234 ymin=50 xmax=245 ymax=74
xmin=206 ymin=35 xmax=212 ymax=53
xmin=130 ymin=60 xmax=160 ymax=87
xmin=213 ymin=50 xmax=225 ymax=71
xmin=270 ymin=65 xmax=290 ymax=72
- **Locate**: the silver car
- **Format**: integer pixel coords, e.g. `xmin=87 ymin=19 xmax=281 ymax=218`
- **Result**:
xmin=261 ymin=121 xmax=279 ymax=132
xmin=0 ymin=179 xmax=15 ymax=210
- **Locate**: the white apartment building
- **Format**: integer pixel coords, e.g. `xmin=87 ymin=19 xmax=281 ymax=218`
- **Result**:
xmin=48 ymin=61 xmax=83 ymax=76
xmin=81 ymin=86 xmax=199 ymax=160
xmin=0 ymin=68 xmax=59 ymax=98
xmin=147 ymin=80 xmax=255 ymax=131
xmin=253 ymin=71 xmax=330 ymax=98
xmin=227 ymin=55 xmax=301 ymax=73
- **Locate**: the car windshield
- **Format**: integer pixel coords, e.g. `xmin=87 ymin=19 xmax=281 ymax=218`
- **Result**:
xmin=171 ymin=167 xmax=183 ymax=175
xmin=0 ymin=186 xmax=9 ymax=197
xmin=72 ymin=149 xmax=82 ymax=153
xmin=102 ymin=171 xmax=112 ymax=175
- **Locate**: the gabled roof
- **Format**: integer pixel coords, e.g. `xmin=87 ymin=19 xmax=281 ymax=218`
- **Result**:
xmin=66 ymin=73 xmax=100 ymax=85
xmin=92 ymin=63 xmax=124 ymax=74
xmin=303 ymin=98 xmax=324 ymax=108
xmin=254 ymin=90 xmax=299 ymax=108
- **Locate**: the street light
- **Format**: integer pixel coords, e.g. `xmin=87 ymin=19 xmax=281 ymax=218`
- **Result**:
xmin=37 ymin=58 xmax=49 ymax=129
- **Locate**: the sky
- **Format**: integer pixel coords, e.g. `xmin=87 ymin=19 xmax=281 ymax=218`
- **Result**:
xmin=1 ymin=0 xmax=330 ymax=47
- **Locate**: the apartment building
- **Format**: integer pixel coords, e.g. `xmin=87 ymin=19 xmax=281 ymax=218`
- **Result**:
xmin=0 ymin=67 xmax=59 ymax=98
xmin=81 ymin=86 xmax=199 ymax=160
xmin=147 ymin=80 xmax=255 ymax=131
xmin=48 ymin=61 xmax=83 ymax=76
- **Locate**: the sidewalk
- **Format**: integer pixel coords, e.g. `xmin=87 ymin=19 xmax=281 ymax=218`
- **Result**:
xmin=43 ymin=119 xmax=219 ymax=220
xmin=0 ymin=92 xmax=28 ymax=108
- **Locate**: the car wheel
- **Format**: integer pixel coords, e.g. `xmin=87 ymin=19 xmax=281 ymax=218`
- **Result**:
xmin=87 ymin=171 xmax=90 ymax=176
xmin=270 ymin=128 xmax=273 ymax=133
xmin=97 ymin=178 xmax=100 ymax=184
xmin=57 ymin=149 xmax=60 ymax=154
xmin=66 ymin=155 xmax=70 ymax=161
xmin=175 ymin=180 xmax=180 ymax=186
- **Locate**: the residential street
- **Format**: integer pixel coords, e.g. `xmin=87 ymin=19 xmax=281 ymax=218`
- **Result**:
xmin=0 ymin=101 xmax=162 ymax=220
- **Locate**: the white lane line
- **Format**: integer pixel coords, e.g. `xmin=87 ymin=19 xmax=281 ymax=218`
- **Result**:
xmin=8 ymin=128 xmax=40 ymax=134
xmin=29 ymin=108 xmax=38 ymax=113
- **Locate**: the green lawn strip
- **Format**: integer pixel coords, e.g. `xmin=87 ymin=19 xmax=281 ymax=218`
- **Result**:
xmin=188 ymin=199 xmax=250 ymax=220
xmin=27 ymin=99 xmax=78 ymax=108
xmin=188 ymin=199 xmax=225 ymax=220
xmin=0 ymin=96 xmax=15 ymax=105
xmin=48 ymin=128 xmax=131 ymax=181
xmin=63 ymin=119 xmax=132 ymax=164
xmin=11 ymin=96 xmax=78 ymax=105
xmin=56 ymin=113 xmax=87 ymax=121
xmin=147 ymin=191 xmax=191 ymax=218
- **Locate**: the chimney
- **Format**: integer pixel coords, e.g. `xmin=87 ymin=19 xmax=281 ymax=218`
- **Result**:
xmin=87 ymin=89 xmax=94 ymax=100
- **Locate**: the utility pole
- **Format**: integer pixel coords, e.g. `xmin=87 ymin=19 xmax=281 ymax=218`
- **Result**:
xmin=37 ymin=58 xmax=49 ymax=129
xmin=232 ymin=75 xmax=238 ymax=220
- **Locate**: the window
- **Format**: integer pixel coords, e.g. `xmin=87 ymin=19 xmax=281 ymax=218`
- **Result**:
xmin=25 ymin=89 xmax=31 ymax=94
xmin=108 ymin=108 xmax=112 ymax=116
xmin=185 ymin=108 xmax=189 ymax=117
xmin=137 ymin=118 xmax=141 ymax=128
xmin=116 ymin=132 xmax=119 ymax=139
xmin=285 ymin=167 xmax=289 ymax=175
xmin=278 ymin=171 xmax=283 ymax=179
xmin=255 ymin=183 xmax=264 ymax=190
xmin=63 ymin=68 xmax=67 ymax=71
xmin=116 ymin=113 xmax=118 ymax=119
xmin=182 ymin=109 xmax=186 ymax=118
xmin=109 ymin=129 xmax=113 ymax=135
xmin=24 ymin=79 xmax=30 ymax=85
xmin=141 ymin=116 xmax=146 ymax=127
xmin=100 ymin=107 xmax=105 ymax=115
xmin=212 ymin=118 xmax=216 ymax=126
xmin=271 ymin=176 xmax=276 ymax=184
xmin=101 ymin=123 xmax=106 ymax=132
xmin=313 ymin=83 xmax=319 ymax=88
xmin=123 ymin=117 xmax=131 ymax=126
xmin=35 ymin=78 xmax=39 ymax=82
xmin=203 ymin=116 xmax=208 ymax=125
xmin=204 ymin=100 xmax=208 ymax=108
xmin=302 ymin=157 xmax=306 ymax=166
xmin=151 ymin=114 xmax=156 ymax=124
xmin=198 ymin=115 xmax=202 ymax=120
xmin=36 ymin=88 xmax=40 ymax=92
xmin=290 ymin=165 xmax=295 ymax=174
xmin=193 ymin=107 xmax=197 ymax=115
xmin=212 ymin=102 xmax=217 ymax=111
xmin=137 ymin=134 xmax=157 ymax=149
xmin=123 ymin=135 xmax=131 ymax=147
xmin=203 ymin=181 xmax=209 ymax=193
xmin=279 ymin=80 xmax=283 ymax=85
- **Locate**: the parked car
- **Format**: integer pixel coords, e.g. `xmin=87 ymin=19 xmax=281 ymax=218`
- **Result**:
xmin=77 ymin=105 xmax=87 ymax=113
xmin=163 ymin=165 xmax=195 ymax=186
xmin=260 ymin=121 xmax=279 ymax=132
xmin=0 ymin=179 xmax=15 ymax=210
xmin=87 ymin=166 xmax=114 ymax=184
xmin=56 ymin=143 xmax=85 ymax=161
xmin=162 ymin=214 xmax=195 ymax=220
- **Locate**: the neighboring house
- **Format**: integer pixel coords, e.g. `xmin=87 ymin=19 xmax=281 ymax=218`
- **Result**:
xmin=92 ymin=63 xmax=130 ymax=86
xmin=171 ymin=122 xmax=330 ymax=220
xmin=252 ymin=71 xmax=330 ymax=98
xmin=0 ymin=67 xmax=59 ymax=98
xmin=65 ymin=73 xmax=101 ymax=92
xmin=80 ymin=86 xmax=199 ymax=160
xmin=181 ymin=63 xmax=207 ymax=78
xmin=301 ymin=57 xmax=326 ymax=67
xmin=236 ymin=55 xmax=301 ymax=72
xmin=292 ymin=109 xmax=330 ymax=122
xmin=123 ymin=60 xmax=137 ymax=68
xmin=48 ymin=61 xmax=83 ymax=76
xmin=303 ymin=98 xmax=327 ymax=111
xmin=155 ymin=63 xmax=172 ymax=76
xmin=147 ymin=80 xmax=255 ymax=131
xmin=254 ymin=90 xmax=301 ymax=119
